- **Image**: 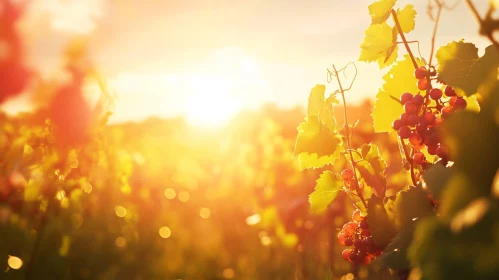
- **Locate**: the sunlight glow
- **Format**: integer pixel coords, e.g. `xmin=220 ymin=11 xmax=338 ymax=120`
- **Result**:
xmin=184 ymin=77 xmax=241 ymax=128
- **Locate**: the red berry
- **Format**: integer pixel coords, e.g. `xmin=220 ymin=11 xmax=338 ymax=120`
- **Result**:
xmin=408 ymin=114 xmax=420 ymax=126
xmin=400 ymin=113 xmax=410 ymax=125
xmin=449 ymin=96 xmax=458 ymax=106
xmin=409 ymin=132 xmax=422 ymax=145
xmin=341 ymin=169 xmax=354 ymax=180
xmin=342 ymin=249 xmax=352 ymax=261
xmin=359 ymin=220 xmax=369 ymax=230
xmin=423 ymin=112 xmax=436 ymax=125
xmin=400 ymin=92 xmax=413 ymax=105
xmin=414 ymin=66 xmax=427 ymax=79
xmin=392 ymin=119 xmax=402 ymax=130
xmin=348 ymin=251 xmax=360 ymax=263
xmin=453 ymin=97 xmax=467 ymax=110
xmin=418 ymin=78 xmax=428 ymax=90
xmin=412 ymin=94 xmax=424 ymax=106
xmin=444 ymin=86 xmax=456 ymax=97
xmin=441 ymin=106 xmax=453 ymax=119
xmin=352 ymin=209 xmax=364 ymax=222
xmin=413 ymin=152 xmax=425 ymax=165
xmin=427 ymin=144 xmax=438 ymax=155
xmin=362 ymin=255 xmax=372 ymax=265
xmin=398 ymin=126 xmax=411 ymax=139
xmin=345 ymin=238 xmax=354 ymax=246
xmin=404 ymin=101 xmax=418 ymax=114
xmin=429 ymin=88 xmax=443 ymax=100
xmin=436 ymin=145 xmax=449 ymax=159
xmin=337 ymin=232 xmax=347 ymax=245
xmin=361 ymin=229 xmax=371 ymax=237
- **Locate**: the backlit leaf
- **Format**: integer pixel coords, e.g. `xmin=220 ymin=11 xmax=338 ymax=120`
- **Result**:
xmin=396 ymin=5 xmax=416 ymax=33
xmin=385 ymin=186 xmax=434 ymax=229
xmin=368 ymin=0 xmax=396 ymax=24
xmin=436 ymin=42 xmax=499 ymax=96
xmin=355 ymin=144 xmax=387 ymax=197
xmin=372 ymin=55 xmax=425 ymax=132
xmin=368 ymin=196 xmax=397 ymax=248
xmin=380 ymin=227 xmax=414 ymax=269
xmin=359 ymin=22 xmax=396 ymax=63
xmin=309 ymin=171 xmax=343 ymax=214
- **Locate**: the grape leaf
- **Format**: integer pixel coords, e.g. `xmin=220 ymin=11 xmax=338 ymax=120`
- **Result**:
xmin=385 ymin=186 xmax=434 ymax=229
xmin=379 ymin=227 xmax=414 ymax=269
xmin=436 ymin=42 xmax=499 ymax=96
xmin=378 ymin=43 xmax=399 ymax=69
xmin=368 ymin=0 xmax=396 ymax=24
xmin=294 ymin=85 xmax=342 ymax=169
xmin=368 ymin=196 xmax=397 ymax=248
xmin=422 ymin=164 xmax=455 ymax=201
xmin=356 ymin=144 xmax=387 ymax=197
xmin=372 ymin=55 xmax=425 ymax=132
xmin=309 ymin=171 xmax=343 ymax=214
xmin=297 ymin=150 xmax=340 ymax=171
xmin=440 ymin=110 xmax=499 ymax=189
xmin=396 ymin=5 xmax=416 ymax=33
xmin=359 ymin=22 xmax=397 ymax=64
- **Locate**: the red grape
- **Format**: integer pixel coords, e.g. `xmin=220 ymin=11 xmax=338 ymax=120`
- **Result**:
xmin=441 ymin=106 xmax=453 ymax=119
xmin=409 ymin=132 xmax=422 ymax=145
xmin=342 ymin=249 xmax=352 ymax=261
xmin=408 ymin=114 xmax=420 ymax=126
xmin=398 ymin=126 xmax=411 ymax=139
xmin=453 ymin=97 xmax=467 ymax=110
xmin=418 ymin=78 xmax=428 ymax=90
xmin=362 ymin=255 xmax=372 ymax=265
xmin=414 ymin=66 xmax=427 ymax=79
xmin=400 ymin=113 xmax=410 ymax=124
xmin=337 ymin=232 xmax=347 ymax=245
xmin=427 ymin=144 xmax=438 ymax=155
xmin=359 ymin=220 xmax=369 ymax=229
xmin=449 ymin=96 xmax=458 ymax=106
xmin=404 ymin=101 xmax=418 ymax=114
xmin=400 ymin=92 xmax=413 ymax=104
xmin=361 ymin=229 xmax=371 ymax=237
xmin=352 ymin=209 xmax=364 ymax=222
xmin=413 ymin=152 xmax=425 ymax=165
xmin=345 ymin=238 xmax=354 ymax=246
xmin=436 ymin=145 xmax=449 ymax=159
xmin=429 ymin=88 xmax=443 ymax=100
xmin=412 ymin=94 xmax=424 ymax=106
xmin=392 ymin=119 xmax=402 ymax=130
xmin=341 ymin=169 xmax=354 ymax=180
xmin=423 ymin=112 xmax=436 ymax=124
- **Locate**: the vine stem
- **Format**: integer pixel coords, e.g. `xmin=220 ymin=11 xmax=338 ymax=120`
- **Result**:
xmin=428 ymin=0 xmax=443 ymax=67
xmin=400 ymin=138 xmax=417 ymax=186
xmin=391 ymin=9 xmax=418 ymax=69
xmin=391 ymin=8 xmax=419 ymax=187
xmin=332 ymin=65 xmax=368 ymax=210
xmin=465 ymin=0 xmax=499 ymax=50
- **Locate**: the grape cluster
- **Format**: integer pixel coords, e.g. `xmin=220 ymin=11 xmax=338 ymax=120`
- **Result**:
xmin=391 ymin=66 xmax=467 ymax=166
xmin=337 ymin=209 xmax=382 ymax=265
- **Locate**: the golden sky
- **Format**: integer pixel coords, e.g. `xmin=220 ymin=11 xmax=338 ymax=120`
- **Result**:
xmin=2 ymin=0 xmax=493 ymax=125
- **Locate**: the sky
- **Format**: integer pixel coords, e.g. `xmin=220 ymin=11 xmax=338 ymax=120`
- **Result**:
xmin=1 ymin=0 xmax=494 ymax=124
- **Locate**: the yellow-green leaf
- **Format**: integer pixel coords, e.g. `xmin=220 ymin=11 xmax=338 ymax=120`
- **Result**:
xmin=359 ymin=22 xmax=396 ymax=63
xmin=309 ymin=171 xmax=343 ymax=214
xmin=436 ymin=42 xmax=499 ymax=96
xmin=372 ymin=55 xmax=426 ymax=132
xmin=368 ymin=0 xmax=397 ymax=24
xmin=356 ymin=144 xmax=387 ymax=197
xmin=396 ymin=5 xmax=416 ymax=33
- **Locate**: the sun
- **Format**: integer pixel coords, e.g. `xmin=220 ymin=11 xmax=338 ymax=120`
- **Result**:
xmin=184 ymin=76 xmax=242 ymax=128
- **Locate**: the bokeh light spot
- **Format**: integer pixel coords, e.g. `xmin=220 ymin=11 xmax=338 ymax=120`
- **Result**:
xmin=178 ymin=191 xmax=190 ymax=202
xmin=199 ymin=208 xmax=211 ymax=219
xmin=115 ymin=205 xmax=127 ymax=217
xmin=115 ymin=237 xmax=127 ymax=248
xmin=7 ymin=256 xmax=22 ymax=270
xmin=164 ymin=188 xmax=176 ymax=199
xmin=159 ymin=226 xmax=172 ymax=238
xmin=222 ymin=268 xmax=235 ymax=279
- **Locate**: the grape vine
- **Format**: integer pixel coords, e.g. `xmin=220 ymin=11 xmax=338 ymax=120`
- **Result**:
xmin=295 ymin=0 xmax=499 ymax=278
